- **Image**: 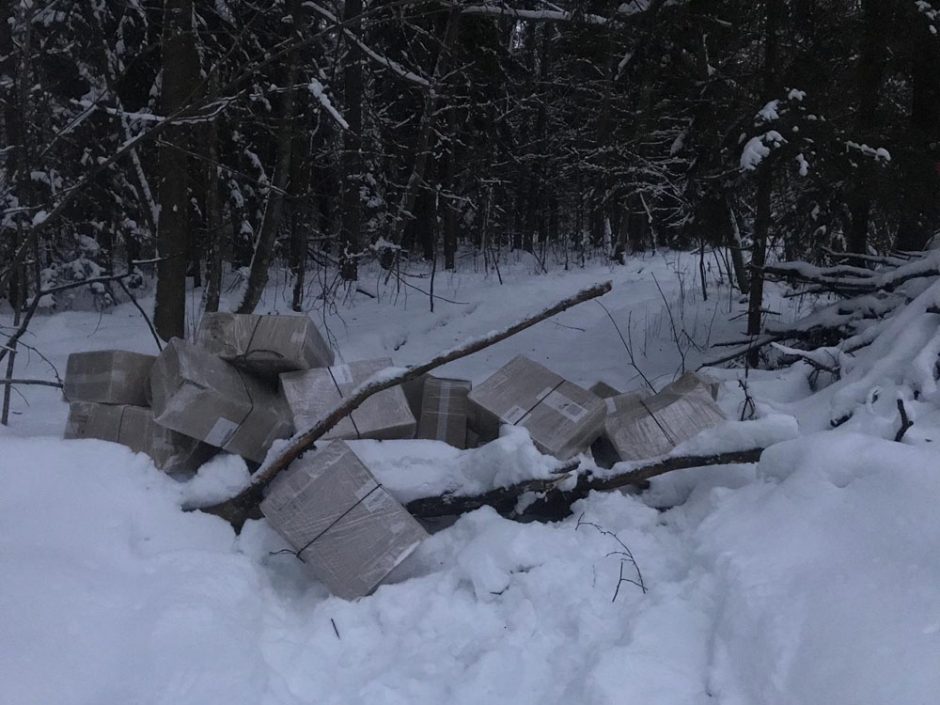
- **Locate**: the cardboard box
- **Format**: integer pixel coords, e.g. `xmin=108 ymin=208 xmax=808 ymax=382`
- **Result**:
xmin=604 ymin=384 xmax=725 ymax=462
xmin=150 ymin=338 xmax=293 ymax=463
xmin=467 ymin=355 xmax=605 ymax=459
xmin=589 ymin=381 xmax=622 ymax=399
xmin=260 ymin=441 xmax=427 ymax=599
xmin=660 ymin=371 xmax=720 ymax=400
xmin=416 ymin=376 xmax=471 ymax=448
xmin=195 ymin=313 xmax=334 ymax=378
xmin=401 ymin=374 xmax=428 ymax=418
xmin=65 ymin=401 xmax=215 ymax=473
xmin=63 ymin=350 xmax=156 ymax=406
xmin=591 ymin=391 xmax=650 ymax=468
xmin=280 ymin=359 xmax=416 ymax=440
xmin=603 ymin=390 xmax=651 ymax=415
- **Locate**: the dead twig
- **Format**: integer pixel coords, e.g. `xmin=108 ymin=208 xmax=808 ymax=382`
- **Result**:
xmin=596 ymin=301 xmax=656 ymax=393
xmin=0 ymin=378 xmax=63 ymax=388
xmin=576 ymin=513 xmax=647 ymax=599
xmin=895 ymin=398 xmax=913 ymax=442
xmin=115 ymin=280 xmax=162 ymax=352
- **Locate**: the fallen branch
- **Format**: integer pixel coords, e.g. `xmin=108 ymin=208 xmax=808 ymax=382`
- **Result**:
xmin=407 ymin=448 xmax=765 ymax=519
xmin=199 ymin=280 xmax=613 ymax=529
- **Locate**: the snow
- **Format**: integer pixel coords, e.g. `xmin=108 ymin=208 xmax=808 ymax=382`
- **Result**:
xmin=740 ymin=130 xmax=786 ymax=170
xmin=756 ymin=99 xmax=780 ymax=122
xmin=795 ymin=152 xmax=809 ymax=176
xmin=307 ymin=79 xmax=349 ymax=130
xmin=3 ymin=252 xmax=940 ymax=704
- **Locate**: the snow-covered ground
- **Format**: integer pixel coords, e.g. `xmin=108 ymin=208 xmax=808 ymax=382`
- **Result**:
xmin=2 ymin=251 xmax=939 ymax=705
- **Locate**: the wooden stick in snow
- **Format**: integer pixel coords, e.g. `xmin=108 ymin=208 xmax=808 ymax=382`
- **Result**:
xmin=198 ymin=280 xmax=613 ymax=529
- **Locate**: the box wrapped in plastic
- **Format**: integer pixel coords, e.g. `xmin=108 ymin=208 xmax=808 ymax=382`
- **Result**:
xmin=150 ymin=338 xmax=293 ymax=463
xmin=467 ymin=355 xmax=605 ymax=459
xmin=64 ymin=350 xmax=155 ymax=406
xmin=416 ymin=376 xmax=471 ymax=448
xmin=65 ymin=401 xmax=215 ymax=473
xmin=260 ymin=441 xmax=427 ymax=599
xmin=279 ymin=358 xmax=416 ymax=441
xmin=604 ymin=382 xmax=725 ymax=462
xmin=195 ymin=313 xmax=334 ymax=379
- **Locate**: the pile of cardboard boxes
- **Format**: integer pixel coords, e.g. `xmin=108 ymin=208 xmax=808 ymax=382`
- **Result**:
xmin=62 ymin=312 xmax=726 ymax=599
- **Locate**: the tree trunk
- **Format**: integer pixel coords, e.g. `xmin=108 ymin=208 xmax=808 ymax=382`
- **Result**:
xmin=847 ymin=0 xmax=889 ymax=254
xmin=897 ymin=8 xmax=940 ymax=251
xmin=339 ymin=0 xmax=363 ymax=281
xmin=390 ymin=9 xmax=461 ymax=248
xmin=443 ymin=104 xmax=458 ymax=270
xmin=203 ymin=75 xmax=224 ymax=313
xmin=155 ymin=0 xmax=199 ymax=340
xmin=746 ymin=0 xmax=782 ymax=367
xmin=236 ymin=2 xmax=300 ymax=314
xmin=289 ymin=127 xmax=312 ymax=311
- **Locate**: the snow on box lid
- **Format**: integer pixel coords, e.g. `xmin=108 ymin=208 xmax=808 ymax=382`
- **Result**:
xmin=468 ymin=355 xmax=605 ymax=459
xmin=149 ymin=338 xmax=292 ymax=463
xmin=279 ymin=358 xmax=416 ymax=441
xmin=261 ymin=441 xmax=427 ymax=600
xmin=196 ymin=312 xmax=334 ymax=379
xmin=64 ymin=350 xmax=156 ymax=406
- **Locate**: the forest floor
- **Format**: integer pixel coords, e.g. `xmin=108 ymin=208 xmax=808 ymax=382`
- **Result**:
xmin=2 ymin=250 xmax=938 ymax=705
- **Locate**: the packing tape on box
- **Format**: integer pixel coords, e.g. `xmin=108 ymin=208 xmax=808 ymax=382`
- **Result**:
xmin=500 ymin=379 xmax=566 ymax=427
xmin=326 ymin=364 xmax=362 ymax=438
xmin=240 ymin=315 xmax=287 ymax=362
xmin=331 ymin=364 xmax=353 ymax=386
xmin=638 ymin=398 xmax=678 ymax=445
xmin=436 ymin=382 xmax=451 ymax=441
xmin=206 ymin=416 xmax=240 ymax=447
xmin=296 ymin=483 xmax=385 ymax=560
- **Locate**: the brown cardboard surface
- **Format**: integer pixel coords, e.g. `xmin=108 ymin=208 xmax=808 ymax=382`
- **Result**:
xmin=261 ymin=441 xmax=427 ymax=599
xmin=467 ymin=356 xmax=604 ymax=459
xmin=279 ymin=359 xmax=415 ymax=441
xmin=64 ymin=350 xmax=155 ymax=406
xmin=150 ymin=338 xmax=292 ymax=463
xmin=196 ymin=313 xmax=334 ymax=378
xmin=416 ymin=377 xmax=471 ymax=449
xmin=65 ymin=401 xmax=215 ymax=473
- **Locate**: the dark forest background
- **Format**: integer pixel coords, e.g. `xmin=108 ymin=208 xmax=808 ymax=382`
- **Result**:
xmin=1 ymin=0 xmax=939 ymax=341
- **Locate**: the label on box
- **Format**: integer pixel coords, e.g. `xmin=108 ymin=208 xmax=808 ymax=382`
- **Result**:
xmin=205 ymin=416 xmax=239 ymax=447
xmin=542 ymin=390 xmax=589 ymax=423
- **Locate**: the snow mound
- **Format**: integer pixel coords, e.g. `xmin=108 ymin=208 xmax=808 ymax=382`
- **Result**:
xmin=700 ymin=433 xmax=940 ymax=704
xmin=4 ymin=423 xmax=940 ymax=705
